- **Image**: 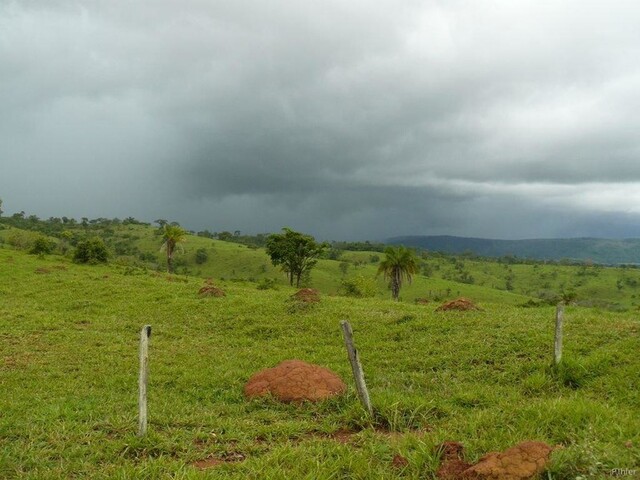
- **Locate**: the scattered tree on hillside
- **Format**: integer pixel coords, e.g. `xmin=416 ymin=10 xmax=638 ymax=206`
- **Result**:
xmin=377 ymin=246 xmax=418 ymax=301
xmin=161 ymin=224 xmax=187 ymax=273
xmin=265 ymin=228 xmax=327 ymax=287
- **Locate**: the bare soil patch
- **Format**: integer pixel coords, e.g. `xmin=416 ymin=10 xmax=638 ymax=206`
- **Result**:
xmin=192 ymin=452 xmax=245 ymax=470
xmin=436 ymin=441 xmax=472 ymax=479
xmin=436 ymin=298 xmax=482 ymax=312
xmin=198 ymin=285 xmax=226 ymax=297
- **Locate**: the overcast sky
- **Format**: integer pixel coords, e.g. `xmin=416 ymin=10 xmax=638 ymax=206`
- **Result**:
xmin=2 ymin=1 xmax=640 ymax=240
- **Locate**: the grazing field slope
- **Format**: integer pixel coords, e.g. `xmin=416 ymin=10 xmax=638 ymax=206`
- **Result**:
xmin=1 ymin=248 xmax=639 ymax=478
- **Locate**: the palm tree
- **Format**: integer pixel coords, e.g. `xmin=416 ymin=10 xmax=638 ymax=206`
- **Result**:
xmin=161 ymin=224 xmax=187 ymax=273
xmin=377 ymin=246 xmax=418 ymax=301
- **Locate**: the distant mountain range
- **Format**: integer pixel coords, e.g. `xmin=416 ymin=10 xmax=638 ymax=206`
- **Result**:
xmin=387 ymin=235 xmax=640 ymax=265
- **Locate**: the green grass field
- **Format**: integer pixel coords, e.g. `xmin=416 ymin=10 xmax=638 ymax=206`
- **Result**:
xmin=1 ymin=247 xmax=638 ymax=478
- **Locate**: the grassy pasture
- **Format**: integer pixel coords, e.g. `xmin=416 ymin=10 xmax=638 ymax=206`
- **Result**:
xmin=1 ymin=248 xmax=639 ymax=478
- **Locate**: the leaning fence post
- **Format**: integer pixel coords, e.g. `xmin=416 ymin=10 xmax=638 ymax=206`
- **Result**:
xmin=554 ymin=305 xmax=564 ymax=366
xmin=138 ymin=325 xmax=152 ymax=436
xmin=340 ymin=320 xmax=373 ymax=417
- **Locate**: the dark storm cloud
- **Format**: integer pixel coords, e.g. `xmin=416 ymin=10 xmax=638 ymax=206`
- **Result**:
xmin=2 ymin=1 xmax=640 ymax=239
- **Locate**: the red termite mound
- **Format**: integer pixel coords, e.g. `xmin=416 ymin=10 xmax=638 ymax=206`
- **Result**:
xmin=436 ymin=298 xmax=481 ymax=312
xmin=244 ymin=359 xmax=346 ymax=403
xmin=291 ymin=288 xmax=321 ymax=303
xmin=436 ymin=441 xmax=553 ymax=480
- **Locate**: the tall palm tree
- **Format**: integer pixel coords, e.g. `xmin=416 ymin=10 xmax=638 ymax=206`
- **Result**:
xmin=161 ymin=224 xmax=187 ymax=273
xmin=377 ymin=246 xmax=418 ymax=301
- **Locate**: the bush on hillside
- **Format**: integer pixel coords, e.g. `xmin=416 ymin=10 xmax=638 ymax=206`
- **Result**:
xmin=340 ymin=275 xmax=377 ymax=298
xmin=195 ymin=248 xmax=208 ymax=264
xmin=257 ymin=278 xmax=278 ymax=290
xmin=7 ymin=230 xmax=38 ymax=250
xmin=30 ymin=236 xmax=56 ymax=255
xmin=73 ymin=237 xmax=109 ymax=264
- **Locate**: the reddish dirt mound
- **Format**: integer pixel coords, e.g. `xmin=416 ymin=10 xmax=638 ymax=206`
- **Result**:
xmin=244 ymin=359 xmax=346 ymax=403
xmin=436 ymin=441 xmax=473 ymax=479
xmin=198 ymin=278 xmax=225 ymax=297
xmin=291 ymin=288 xmax=320 ymax=303
xmin=436 ymin=441 xmax=553 ymax=480
xmin=436 ymin=297 xmax=481 ymax=312
xmin=464 ymin=441 xmax=553 ymax=479
xmin=198 ymin=285 xmax=226 ymax=297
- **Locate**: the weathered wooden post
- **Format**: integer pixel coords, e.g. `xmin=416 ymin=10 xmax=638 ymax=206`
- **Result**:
xmin=138 ymin=325 xmax=151 ymax=436
xmin=340 ymin=320 xmax=373 ymax=416
xmin=554 ymin=304 xmax=564 ymax=366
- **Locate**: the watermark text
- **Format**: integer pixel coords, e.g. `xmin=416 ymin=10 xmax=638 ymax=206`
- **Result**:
xmin=610 ymin=468 xmax=637 ymax=477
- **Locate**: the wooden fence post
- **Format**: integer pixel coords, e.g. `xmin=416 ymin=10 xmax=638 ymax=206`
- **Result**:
xmin=138 ymin=325 xmax=152 ymax=436
xmin=554 ymin=305 xmax=564 ymax=366
xmin=340 ymin=320 xmax=373 ymax=417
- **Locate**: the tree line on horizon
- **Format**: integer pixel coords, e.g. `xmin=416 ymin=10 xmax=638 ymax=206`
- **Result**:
xmin=0 ymin=201 xmax=420 ymax=300
xmin=5 ymin=202 xmax=628 ymax=303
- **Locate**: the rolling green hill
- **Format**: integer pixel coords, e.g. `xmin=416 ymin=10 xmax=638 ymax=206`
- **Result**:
xmin=5 ymin=219 xmax=640 ymax=311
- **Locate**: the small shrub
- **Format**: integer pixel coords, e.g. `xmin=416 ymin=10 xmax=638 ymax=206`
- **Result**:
xmin=73 ymin=237 xmax=109 ymax=264
xmin=30 ymin=236 xmax=55 ymax=255
xmin=195 ymin=248 xmax=208 ymax=265
xmin=139 ymin=252 xmax=157 ymax=262
xmin=7 ymin=231 xmax=37 ymax=250
xmin=340 ymin=275 xmax=377 ymax=298
xmin=257 ymin=278 xmax=278 ymax=290
xmin=339 ymin=261 xmax=350 ymax=275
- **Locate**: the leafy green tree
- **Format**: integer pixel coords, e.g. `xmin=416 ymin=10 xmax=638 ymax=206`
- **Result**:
xmin=265 ymin=228 xmax=327 ymax=287
xmin=377 ymin=246 xmax=418 ymax=301
xmin=161 ymin=224 xmax=187 ymax=273
xmin=73 ymin=237 xmax=109 ymax=264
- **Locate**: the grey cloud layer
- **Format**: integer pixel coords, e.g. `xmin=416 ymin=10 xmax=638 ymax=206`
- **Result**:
xmin=2 ymin=1 xmax=640 ymax=239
